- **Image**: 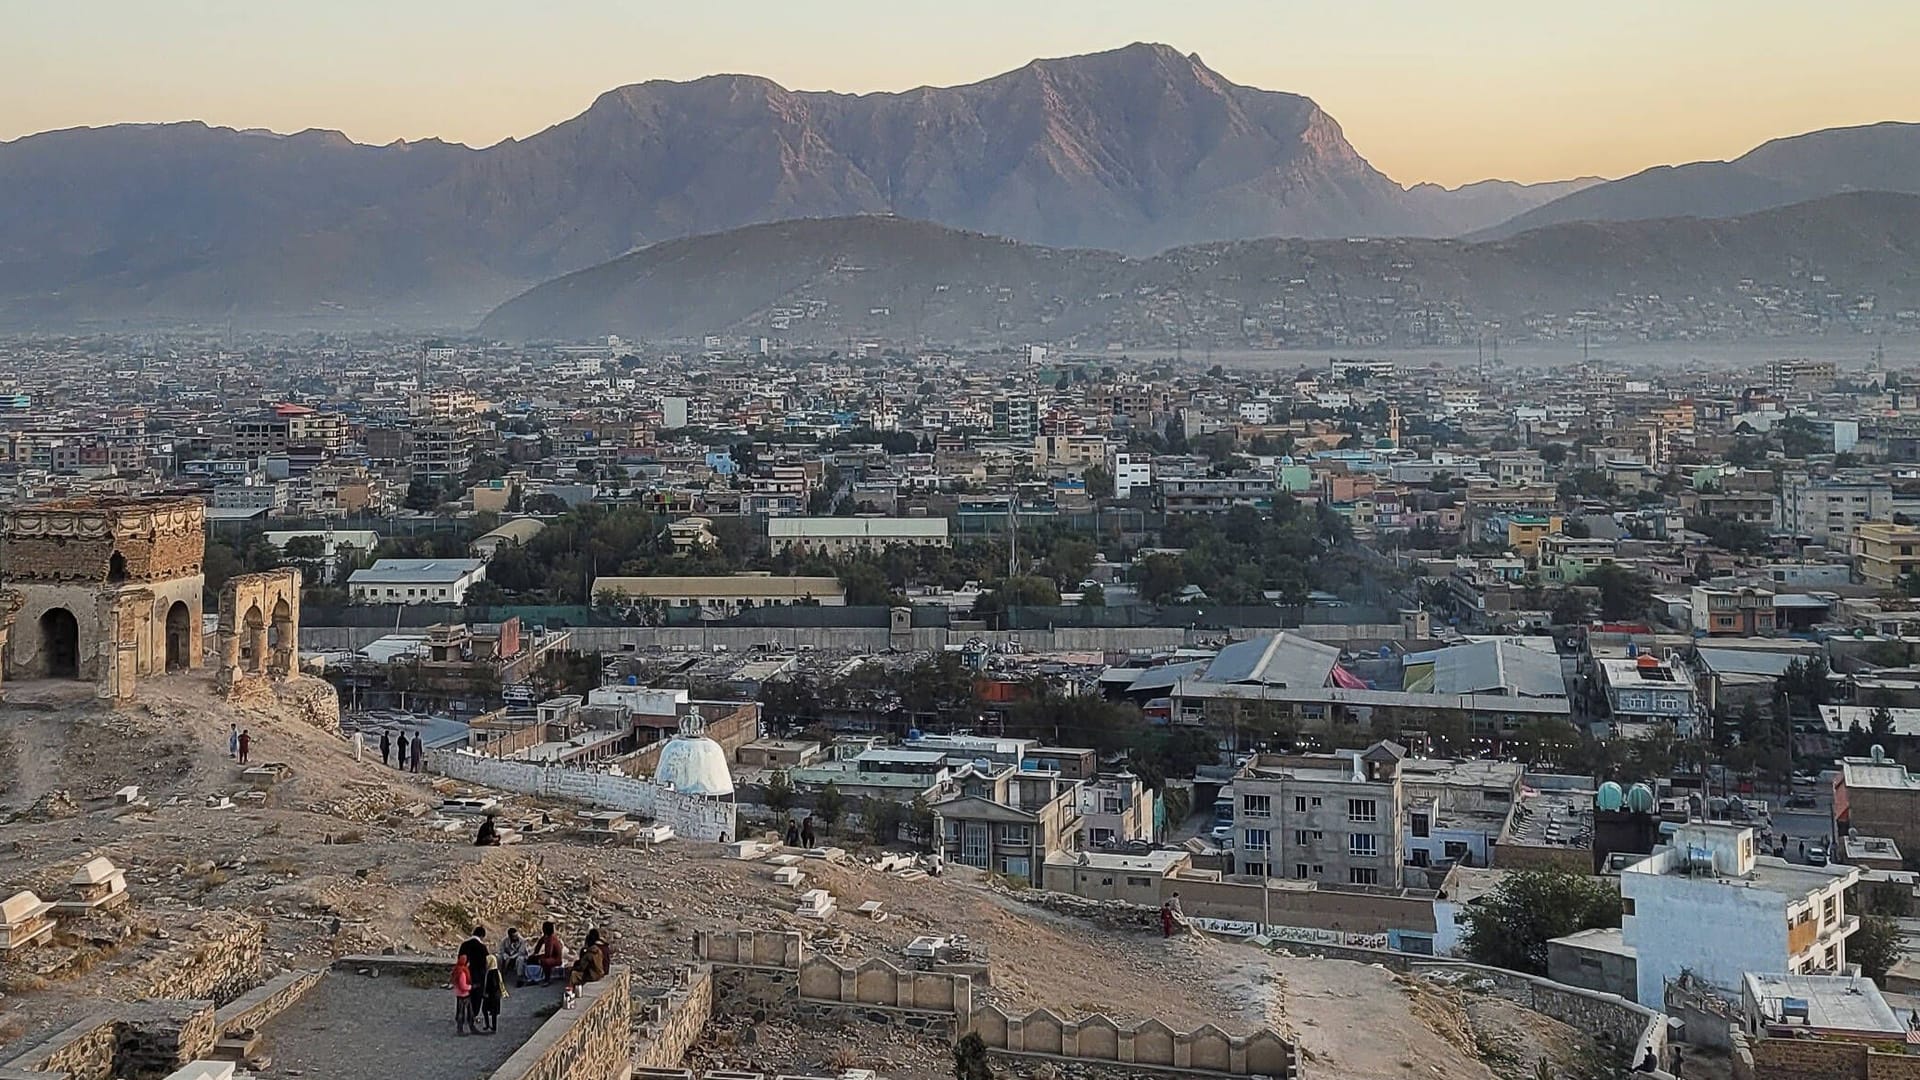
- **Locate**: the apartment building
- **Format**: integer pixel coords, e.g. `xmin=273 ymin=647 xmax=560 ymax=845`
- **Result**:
xmin=936 ymin=767 xmax=1083 ymax=885
xmin=1230 ymin=742 xmax=1407 ymax=886
xmin=1834 ymin=751 xmax=1920 ymax=860
xmin=1160 ymin=475 xmax=1277 ymax=515
xmin=767 ymin=516 xmax=949 ymax=557
xmin=1486 ymin=452 xmax=1548 ymax=487
xmin=1619 ymin=823 xmax=1859 ymax=1005
xmin=1851 ymin=520 xmax=1920 ymax=590
xmin=1689 ymin=585 xmax=1779 ymax=636
xmin=1777 ymin=476 xmax=1892 ymax=547
xmin=1075 ymin=771 xmax=1156 ymax=847
xmin=230 ymin=405 xmax=346 ymax=458
xmin=590 ymin=573 xmax=846 ymax=615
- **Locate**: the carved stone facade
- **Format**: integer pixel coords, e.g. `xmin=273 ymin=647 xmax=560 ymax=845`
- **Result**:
xmin=215 ymin=568 xmax=302 ymax=699
xmin=0 ymin=497 xmax=205 ymax=698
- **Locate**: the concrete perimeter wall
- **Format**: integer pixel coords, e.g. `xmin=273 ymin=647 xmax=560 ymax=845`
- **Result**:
xmin=427 ymin=749 xmax=736 ymax=841
xmin=1732 ymin=1029 xmax=1920 ymax=1080
xmin=305 ymin=622 xmax=1410 ymax=655
xmin=692 ymin=930 xmax=1296 ymax=1078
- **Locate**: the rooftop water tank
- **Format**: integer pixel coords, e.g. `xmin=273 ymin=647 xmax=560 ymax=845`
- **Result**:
xmin=1596 ymin=781 xmax=1625 ymax=812
xmin=1625 ymin=783 xmax=1656 ymax=814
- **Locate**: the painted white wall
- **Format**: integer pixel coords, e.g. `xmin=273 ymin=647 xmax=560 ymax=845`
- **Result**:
xmin=1623 ymin=861 xmax=1786 ymax=1006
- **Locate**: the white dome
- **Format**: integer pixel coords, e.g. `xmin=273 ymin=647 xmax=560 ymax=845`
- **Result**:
xmin=654 ymin=734 xmax=734 ymax=798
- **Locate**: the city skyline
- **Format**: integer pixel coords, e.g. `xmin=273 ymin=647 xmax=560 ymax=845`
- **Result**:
xmin=4 ymin=1 xmax=1919 ymax=187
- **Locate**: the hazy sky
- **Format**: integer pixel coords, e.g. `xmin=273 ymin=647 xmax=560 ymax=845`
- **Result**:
xmin=6 ymin=1 xmax=1919 ymax=187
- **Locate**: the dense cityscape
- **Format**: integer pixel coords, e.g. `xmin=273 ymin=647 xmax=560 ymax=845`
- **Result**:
xmin=3 ymin=9 xmax=1920 ymax=1080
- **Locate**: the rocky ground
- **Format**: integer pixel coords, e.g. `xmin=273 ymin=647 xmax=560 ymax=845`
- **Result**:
xmin=0 ymin=673 xmax=1610 ymax=1079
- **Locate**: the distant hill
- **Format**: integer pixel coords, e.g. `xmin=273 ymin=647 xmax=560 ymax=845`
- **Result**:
xmin=1477 ymin=122 xmax=1920 ymax=238
xmin=480 ymin=193 xmax=1920 ymax=346
xmin=0 ymin=43 xmax=1581 ymax=328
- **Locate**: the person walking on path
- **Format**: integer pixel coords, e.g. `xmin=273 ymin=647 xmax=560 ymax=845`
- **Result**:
xmin=785 ymin=821 xmax=800 ymax=847
xmin=800 ymin=816 xmax=816 ymax=849
xmin=450 ymin=954 xmax=475 ymax=1033
xmin=228 ymin=724 xmax=239 ymax=760
xmin=237 ymin=729 xmax=251 ymax=766
xmin=479 ymin=954 xmax=507 ymax=1033
xmin=379 ymin=730 xmax=391 ymax=767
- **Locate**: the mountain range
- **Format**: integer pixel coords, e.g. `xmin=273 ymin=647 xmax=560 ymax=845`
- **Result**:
xmin=2 ymin=42 xmax=1918 ymax=330
xmin=479 ymin=192 xmax=1920 ymax=345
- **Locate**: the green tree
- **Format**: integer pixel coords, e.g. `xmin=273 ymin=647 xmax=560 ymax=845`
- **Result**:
xmin=1461 ymin=867 xmax=1621 ymax=974
xmin=815 ymin=782 xmax=845 ymax=835
xmin=952 ymin=1031 xmax=994 ymax=1080
xmin=1080 ymin=583 xmax=1106 ymax=607
xmin=1583 ymin=564 xmax=1654 ymax=622
xmin=1134 ymin=553 xmax=1187 ymax=604
xmin=1853 ymin=914 xmax=1903 ymax=983
xmin=908 ymin=795 xmax=937 ymax=849
xmin=1082 ymin=464 xmax=1115 ymax=501
xmin=1550 ymin=590 xmax=1590 ymax=627
xmin=867 ymin=799 xmax=907 ymax=845
xmin=765 ymin=769 xmax=796 ymax=814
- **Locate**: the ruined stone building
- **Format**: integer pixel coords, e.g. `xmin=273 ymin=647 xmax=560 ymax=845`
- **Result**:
xmin=0 ymin=497 xmax=206 ymax=697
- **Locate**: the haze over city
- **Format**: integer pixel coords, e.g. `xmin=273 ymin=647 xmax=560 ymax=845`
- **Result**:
xmin=3 ymin=7 xmax=1920 ymax=1080
xmin=5 ymin=0 xmax=1920 ymax=185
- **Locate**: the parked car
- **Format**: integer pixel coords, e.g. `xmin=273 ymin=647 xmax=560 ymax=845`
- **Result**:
xmin=1806 ymin=846 xmax=1829 ymax=866
xmin=1786 ymin=793 xmax=1817 ymax=809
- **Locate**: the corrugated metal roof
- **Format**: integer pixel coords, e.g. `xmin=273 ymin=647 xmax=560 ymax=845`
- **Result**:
xmin=1405 ymin=640 xmax=1566 ymax=698
xmin=1201 ymin=633 xmax=1339 ymax=688
xmin=1695 ymin=648 xmax=1802 ymax=678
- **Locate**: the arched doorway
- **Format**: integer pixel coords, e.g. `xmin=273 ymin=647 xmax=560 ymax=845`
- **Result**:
xmin=107 ymin=551 xmax=128 ymax=583
xmin=165 ymin=602 xmax=192 ymax=671
xmin=241 ymin=604 xmax=266 ymax=674
xmin=39 ymin=608 xmax=79 ymax=678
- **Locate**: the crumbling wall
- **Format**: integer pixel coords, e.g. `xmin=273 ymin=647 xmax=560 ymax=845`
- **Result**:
xmin=489 ymin=967 xmax=632 ymax=1080
xmin=215 ymin=568 xmax=301 ymax=697
xmin=1734 ymin=1031 xmax=1920 ymax=1080
xmin=692 ymin=930 xmax=1295 ymax=1078
xmin=635 ymin=965 xmax=715 ymax=1069
xmin=4 ymin=1001 xmax=216 ymax=1080
xmin=427 ymin=750 xmax=736 ymax=841
xmin=212 ymin=969 xmax=324 ymax=1039
xmin=117 ymin=909 xmax=263 ymax=1007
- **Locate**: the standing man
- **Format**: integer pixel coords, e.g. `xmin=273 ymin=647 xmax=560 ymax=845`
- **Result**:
xmin=380 ymin=729 xmax=392 ymax=768
xmin=411 ymin=731 xmax=425 ymax=774
xmin=456 ymin=925 xmax=490 ymax=1034
xmin=800 ymin=815 xmax=816 ymax=849
xmin=228 ymin=724 xmax=239 ymax=760
xmin=238 ymin=729 xmax=251 ymax=766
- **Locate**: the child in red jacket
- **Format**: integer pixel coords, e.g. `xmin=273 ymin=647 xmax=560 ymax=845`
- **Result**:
xmin=451 ymin=955 xmax=475 ymax=1033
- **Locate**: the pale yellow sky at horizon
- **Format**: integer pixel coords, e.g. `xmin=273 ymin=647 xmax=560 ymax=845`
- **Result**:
xmin=5 ymin=1 xmax=1919 ymax=187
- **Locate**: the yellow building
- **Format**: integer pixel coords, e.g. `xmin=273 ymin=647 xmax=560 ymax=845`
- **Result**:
xmin=1506 ymin=513 xmax=1564 ymax=559
xmin=1854 ymin=520 xmax=1920 ymax=590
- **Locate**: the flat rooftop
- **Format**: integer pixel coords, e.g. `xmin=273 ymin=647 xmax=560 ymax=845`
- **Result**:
xmin=1505 ymin=790 xmax=1592 ymax=849
xmin=1745 ymin=972 xmax=1904 ymax=1035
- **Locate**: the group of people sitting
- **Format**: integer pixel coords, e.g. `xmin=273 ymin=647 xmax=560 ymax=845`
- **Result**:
xmin=449 ymin=920 xmax=615 ymax=1031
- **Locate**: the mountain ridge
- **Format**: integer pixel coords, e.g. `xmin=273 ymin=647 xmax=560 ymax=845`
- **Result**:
xmin=1477 ymin=120 xmax=1920 ymax=238
xmin=0 ymin=42 xmax=1581 ymax=327
xmin=479 ymin=192 xmax=1920 ymax=346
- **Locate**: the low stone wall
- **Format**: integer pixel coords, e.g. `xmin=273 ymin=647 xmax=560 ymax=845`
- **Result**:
xmin=4 ymin=1001 xmax=216 ymax=1080
xmin=488 ymin=966 xmax=632 ymax=1080
xmin=1732 ymin=1029 xmax=1920 ymax=1080
xmin=635 ymin=964 xmax=715 ymax=1070
xmin=118 ymin=910 xmax=264 ymax=1007
xmin=428 ymin=750 xmax=737 ymax=841
xmin=212 ymin=969 xmax=324 ymax=1037
xmin=414 ymin=851 xmax=544 ymax=941
xmin=694 ymin=930 xmax=1295 ymax=1078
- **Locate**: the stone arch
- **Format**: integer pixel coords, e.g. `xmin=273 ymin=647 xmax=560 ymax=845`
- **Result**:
xmin=107 ymin=551 xmax=128 ymax=583
xmin=268 ymin=596 xmax=294 ymax=675
xmin=241 ymin=604 xmax=266 ymax=674
xmin=39 ymin=608 xmax=79 ymax=678
xmin=165 ymin=602 xmax=192 ymax=671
